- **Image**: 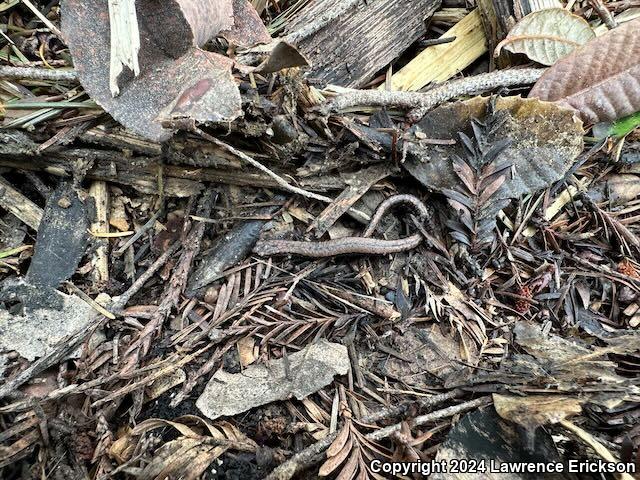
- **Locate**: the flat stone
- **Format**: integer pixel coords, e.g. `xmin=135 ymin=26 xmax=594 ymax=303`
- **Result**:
xmin=196 ymin=340 xmax=349 ymax=420
xmin=0 ymin=288 xmax=94 ymax=361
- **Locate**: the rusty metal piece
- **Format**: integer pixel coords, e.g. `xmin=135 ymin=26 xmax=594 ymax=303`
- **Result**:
xmin=63 ymin=0 xmax=270 ymax=142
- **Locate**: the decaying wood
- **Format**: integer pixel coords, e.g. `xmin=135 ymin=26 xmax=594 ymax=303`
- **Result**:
xmin=194 ymin=127 xmax=336 ymax=204
xmin=0 ymin=176 xmax=43 ymax=230
xmin=432 ymin=7 xmax=469 ymax=24
xmin=286 ymin=0 xmax=441 ymax=88
xmin=3 ymin=1 xmax=640 ymax=478
xmin=88 ymin=181 xmax=110 ymax=285
xmin=108 ymin=0 xmax=141 ymax=96
xmin=309 ymin=164 xmax=394 ymax=237
xmin=384 ymin=9 xmax=488 ymax=91
xmin=0 ymin=153 xmax=348 ymax=197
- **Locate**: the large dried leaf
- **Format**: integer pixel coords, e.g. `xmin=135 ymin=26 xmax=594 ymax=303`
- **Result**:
xmin=529 ymin=18 xmax=640 ymax=123
xmin=64 ymin=0 xmax=270 ymax=141
xmin=403 ymin=96 xmax=584 ymax=201
xmin=495 ymin=8 xmax=594 ymax=65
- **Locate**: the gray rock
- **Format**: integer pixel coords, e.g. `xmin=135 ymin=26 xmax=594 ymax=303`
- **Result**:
xmin=196 ymin=339 xmax=349 ymax=420
xmin=0 ymin=288 xmax=94 ymax=361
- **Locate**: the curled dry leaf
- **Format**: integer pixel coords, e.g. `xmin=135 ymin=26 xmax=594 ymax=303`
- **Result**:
xmin=529 ymin=18 xmax=640 ymax=124
xmin=495 ymin=8 xmax=594 ymax=66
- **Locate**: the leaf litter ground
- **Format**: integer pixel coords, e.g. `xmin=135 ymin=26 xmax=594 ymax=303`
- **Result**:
xmin=0 ymin=1 xmax=640 ymax=480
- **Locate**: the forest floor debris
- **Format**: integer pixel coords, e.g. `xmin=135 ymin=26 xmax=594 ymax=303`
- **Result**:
xmin=1 ymin=1 xmax=640 ymax=479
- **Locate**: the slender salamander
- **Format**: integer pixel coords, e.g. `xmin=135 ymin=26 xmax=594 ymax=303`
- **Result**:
xmin=253 ymin=194 xmax=429 ymax=257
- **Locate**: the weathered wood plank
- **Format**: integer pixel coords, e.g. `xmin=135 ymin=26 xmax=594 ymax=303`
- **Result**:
xmin=385 ymin=10 xmax=487 ymax=92
xmin=287 ymin=0 xmax=441 ymax=88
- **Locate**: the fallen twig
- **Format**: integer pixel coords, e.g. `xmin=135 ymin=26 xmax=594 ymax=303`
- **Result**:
xmin=264 ymin=391 xmax=482 ymax=480
xmin=111 ymin=241 xmax=182 ymax=311
xmin=325 ymin=68 xmax=545 ymax=121
xmin=21 ymin=0 xmax=64 ymax=39
xmin=0 ymin=66 xmax=77 ymax=82
xmin=194 ymin=127 xmax=336 ymax=205
xmin=589 ymin=0 xmax=617 ymax=29
xmin=366 ymin=396 xmax=491 ymax=441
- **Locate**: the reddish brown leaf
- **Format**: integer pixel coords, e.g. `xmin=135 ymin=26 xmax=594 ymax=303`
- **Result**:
xmin=319 ymin=436 xmax=353 ymax=477
xmin=529 ymin=19 xmax=640 ymax=124
xmin=335 ymin=447 xmax=360 ymax=480
xmin=63 ymin=0 xmax=270 ymax=141
xmin=326 ymin=423 xmax=350 ymax=457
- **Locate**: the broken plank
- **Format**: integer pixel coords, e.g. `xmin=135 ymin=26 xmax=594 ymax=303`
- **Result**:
xmin=0 ymin=176 xmax=43 ymax=230
xmin=288 ymin=0 xmax=441 ymax=88
xmin=384 ymin=9 xmax=487 ymax=92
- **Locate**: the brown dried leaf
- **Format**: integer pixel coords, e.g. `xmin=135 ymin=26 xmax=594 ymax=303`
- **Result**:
xmin=493 ymin=394 xmax=582 ymax=432
xmin=404 ymin=96 xmax=584 ymax=201
xmin=326 ymin=423 xmax=351 ymax=457
xmin=221 ymin=0 xmax=272 ymax=47
xmin=336 ymin=447 xmax=360 ymax=480
xmin=495 ymin=9 xmax=594 ymax=65
xmin=529 ymin=18 xmax=640 ymax=123
xmin=64 ymin=0 xmax=271 ymax=141
xmin=319 ymin=436 xmax=353 ymax=476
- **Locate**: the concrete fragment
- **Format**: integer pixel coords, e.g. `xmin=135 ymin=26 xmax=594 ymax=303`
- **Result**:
xmin=196 ymin=340 xmax=349 ymax=419
xmin=0 ymin=287 xmax=94 ymax=361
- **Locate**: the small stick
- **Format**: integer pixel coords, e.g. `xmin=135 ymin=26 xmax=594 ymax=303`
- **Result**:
xmin=0 ymin=65 xmax=78 ymax=82
xmin=366 ymin=396 xmax=491 ymax=441
xmin=589 ymin=0 xmax=617 ymax=29
xmin=113 ymin=209 xmax=163 ymax=257
xmin=418 ymin=36 xmax=456 ymax=47
xmin=194 ymin=127 xmax=336 ymax=205
xmin=111 ymin=241 xmax=182 ymax=311
xmin=326 ymin=68 xmax=545 ymax=121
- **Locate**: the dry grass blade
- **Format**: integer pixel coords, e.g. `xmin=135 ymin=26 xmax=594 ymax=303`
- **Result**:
xmin=495 ymin=8 xmax=594 ymax=65
xmin=529 ymin=18 xmax=640 ymax=123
